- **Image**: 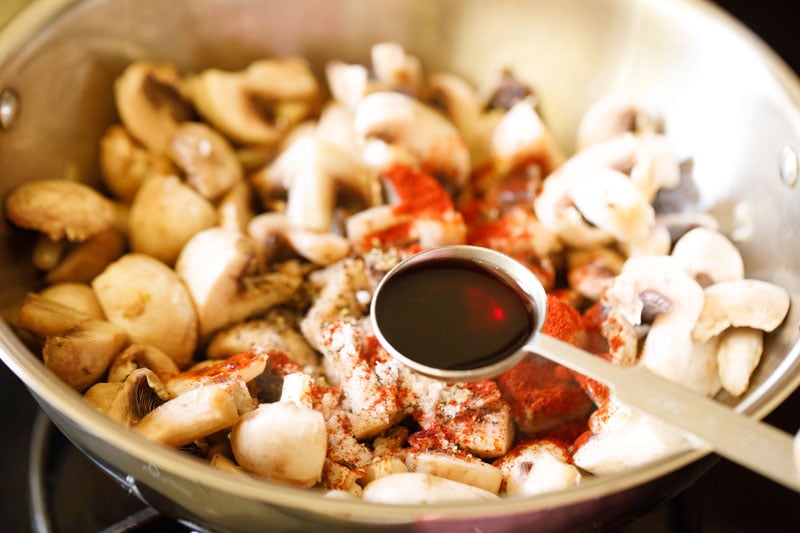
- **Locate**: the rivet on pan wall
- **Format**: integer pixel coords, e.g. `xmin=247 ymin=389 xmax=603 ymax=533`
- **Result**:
xmin=778 ymin=144 xmax=799 ymax=188
xmin=0 ymin=88 xmax=19 ymax=131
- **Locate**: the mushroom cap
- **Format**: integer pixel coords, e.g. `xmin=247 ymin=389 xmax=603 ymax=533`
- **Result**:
xmin=230 ymin=401 xmax=327 ymax=487
xmin=692 ymin=279 xmax=791 ymax=342
xmin=99 ymin=124 xmax=176 ymax=202
xmin=44 ymin=228 xmax=127 ymax=285
xmin=92 ymin=253 xmax=198 ymax=368
xmin=5 ymin=179 xmax=116 ymax=242
xmin=105 ymin=367 xmax=170 ymax=426
xmin=38 ymin=282 xmax=105 ymax=319
xmin=189 ymin=58 xmax=318 ymax=146
xmin=494 ymin=440 xmax=580 ymax=496
xmin=490 ymin=97 xmax=566 ymax=177
xmin=167 ymin=122 xmax=244 ymax=200
xmin=354 ymin=91 xmax=471 ymax=187
xmin=671 ymin=227 xmax=744 ymax=286
xmin=128 ymin=175 xmax=218 ymax=265
xmin=114 ymin=62 xmax=194 ymax=153
xmin=569 ymin=167 xmax=655 ymax=244
xmin=603 ymin=255 xmax=704 ymax=328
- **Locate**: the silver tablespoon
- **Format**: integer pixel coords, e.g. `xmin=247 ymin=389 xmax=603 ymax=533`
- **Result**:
xmin=370 ymin=245 xmax=800 ymax=491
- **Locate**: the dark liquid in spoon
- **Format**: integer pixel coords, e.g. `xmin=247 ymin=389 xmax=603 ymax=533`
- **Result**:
xmin=374 ymin=257 xmax=535 ymax=370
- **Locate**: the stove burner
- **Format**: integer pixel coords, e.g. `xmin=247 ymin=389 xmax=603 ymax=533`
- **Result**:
xmin=27 ymin=411 xmax=190 ymax=533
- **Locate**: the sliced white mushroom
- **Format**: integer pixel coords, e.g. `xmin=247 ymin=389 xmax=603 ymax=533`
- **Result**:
xmin=315 ymin=102 xmax=360 ymax=157
xmin=43 ymin=228 xmax=127 ymax=285
xmin=128 ymin=175 xmax=218 ymax=266
xmin=362 ymin=472 xmax=500 ymax=504
xmin=494 ymin=440 xmax=581 ymax=496
xmin=603 ymin=256 xmax=712 ymax=392
xmin=165 ymin=351 xmax=268 ymax=399
xmin=252 ymin=135 xmax=375 ymax=232
xmin=175 ymin=228 xmax=303 ymax=337
xmin=657 ymin=211 xmax=720 ymax=243
xmin=286 ymin=229 xmax=352 ymax=266
xmin=569 ymin=167 xmax=655 ymax=244
xmin=279 ymin=371 xmax=315 ymax=409
xmin=629 ymin=133 xmax=681 ymax=202
xmin=354 ymin=91 xmax=471 ymax=188
xmin=114 ymin=62 xmax=193 ymax=153
xmin=345 ymin=205 xmax=409 ymax=251
xmin=566 ymin=247 xmax=625 ymax=301
xmin=92 ymin=253 xmax=198 ymax=368
xmin=426 ymin=72 xmax=501 ymax=166
xmin=5 ymin=179 xmax=117 ymax=242
xmin=134 ymin=384 xmax=240 ymax=447
xmin=618 ymin=220 xmax=671 ymax=258
xmin=572 ymin=396 xmax=691 ymax=476
xmin=16 ymin=293 xmax=128 ymax=391
xmin=105 ymin=368 xmax=172 ymax=426
xmin=31 ymin=234 xmax=67 ymax=272
xmin=490 ymin=97 xmax=565 ymax=177
xmin=167 ymin=122 xmax=244 ymax=200
xmin=692 ymin=279 xmax=791 ymax=342
xmin=107 ymin=343 xmax=181 ymax=383
xmin=189 ymin=58 xmax=319 ymax=146
xmin=533 ymin=171 xmax=615 ymax=248
xmin=603 ymin=256 xmax=703 ymax=328
xmin=671 ymin=227 xmax=745 ymax=287
xmin=370 ymin=42 xmax=423 ymax=96
xmin=84 ymin=382 xmax=124 ymax=412
xmin=716 ymin=327 xmax=764 ymax=397
xmin=99 ymin=124 xmax=176 ymax=202
xmin=693 ymin=337 xmax=724 ymax=397
xmin=325 ymin=61 xmax=373 ymax=110
xmin=576 ymin=93 xmax=660 ymax=150
xmin=406 ymin=451 xmax=503 ymax=494
xmin=38 ymin=282 xmax=104 ymax=319
xmin=230 ymin=400 xmax=327 ymax=487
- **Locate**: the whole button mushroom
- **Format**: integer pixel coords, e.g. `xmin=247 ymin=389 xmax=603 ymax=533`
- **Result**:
xmin=230 ymin=400 xmax=327 ymax=487
xmin=92 ymin=253 xmax=198 ymax=368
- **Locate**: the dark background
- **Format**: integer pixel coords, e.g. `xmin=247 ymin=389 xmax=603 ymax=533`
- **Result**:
xmin=2 ymin=0 xmax=800 ymax=531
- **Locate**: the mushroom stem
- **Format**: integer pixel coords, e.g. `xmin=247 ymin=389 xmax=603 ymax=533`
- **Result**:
xmin=134 ymin=384 xmax=240 ymax=447
xmin=17 ymin=293 xmax=128 ymax=391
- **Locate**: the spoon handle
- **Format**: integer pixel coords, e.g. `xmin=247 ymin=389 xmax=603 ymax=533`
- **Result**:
xmin=529 ymin=334 xmax=800 ymax=492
